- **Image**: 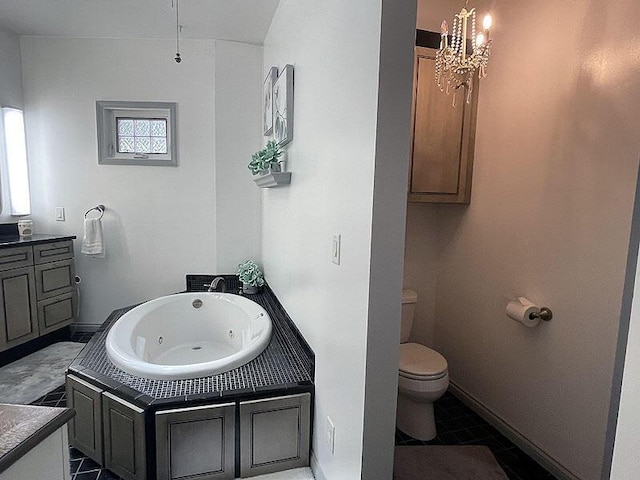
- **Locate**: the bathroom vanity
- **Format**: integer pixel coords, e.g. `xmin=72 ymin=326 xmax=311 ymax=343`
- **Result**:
xmin=66 ymin=276 xmax=314 ymax=480
xmin=0 ymin=235 xmax=77 ymax=353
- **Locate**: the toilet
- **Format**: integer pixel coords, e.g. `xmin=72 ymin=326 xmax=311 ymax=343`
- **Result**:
xmin=396 ymin=289 xmax=449 ymax=441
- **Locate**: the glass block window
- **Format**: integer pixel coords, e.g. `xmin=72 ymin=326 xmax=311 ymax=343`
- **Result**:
xmin=96 ymin=101 xmax=177 ymax=166
xmin=116 ymin=118 xmax=168 ymax=154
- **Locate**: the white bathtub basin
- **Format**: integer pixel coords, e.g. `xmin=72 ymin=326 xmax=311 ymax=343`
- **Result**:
xmin=105 ymin=292 xmax=272 ymax=380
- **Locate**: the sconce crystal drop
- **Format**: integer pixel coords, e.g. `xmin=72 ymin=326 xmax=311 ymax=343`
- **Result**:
xmin=435 ymin=5 xmax=493 ymax=105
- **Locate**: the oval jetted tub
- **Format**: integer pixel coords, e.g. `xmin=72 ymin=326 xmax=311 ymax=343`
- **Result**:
xmin=106 ymin=292 xmax=272 ymax=380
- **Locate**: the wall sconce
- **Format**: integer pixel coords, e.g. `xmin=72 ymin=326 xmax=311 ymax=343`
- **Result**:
xmin=1 ymin=107 xmax=32 ymax=216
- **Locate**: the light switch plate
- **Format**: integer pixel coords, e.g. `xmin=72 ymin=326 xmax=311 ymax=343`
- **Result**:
xmin=55 ymin=206 xmax=65 ymax=221
xmin=332 ymin=234 xmax=341 ymax=265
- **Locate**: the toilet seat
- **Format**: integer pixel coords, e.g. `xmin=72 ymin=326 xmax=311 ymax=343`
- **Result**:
xmin=399 ymin=343 xmax=448 ymax=381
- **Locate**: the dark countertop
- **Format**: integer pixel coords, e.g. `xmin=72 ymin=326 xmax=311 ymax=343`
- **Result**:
xmin=0 ymin=234 xmax=76 ymax=249
xmin=0 ymin=403 xmax=75 ymax=474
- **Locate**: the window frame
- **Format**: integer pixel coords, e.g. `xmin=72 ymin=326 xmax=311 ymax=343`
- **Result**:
xmin=96 ymin=101 xmax=177 ymax=166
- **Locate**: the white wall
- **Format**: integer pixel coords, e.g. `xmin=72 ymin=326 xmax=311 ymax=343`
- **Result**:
xmin=406 ymin=0 xmax=640 ymax=478
xmin=610 ymin=175 xmax=640 ymax=478
xmin=262 ymin=1 xmax=415 ymax=478
xmin=0 ymin=28 xmax=23 ymax=109
xmin=19 ymin=36 xmax=255 ymax=326
xmin=403 ymin=204 xmax=438 ymax=347
xmin=214 ymin=40 xmax=262 ymax=272
xmin=0 ymin=27 xmax=25 ymax=221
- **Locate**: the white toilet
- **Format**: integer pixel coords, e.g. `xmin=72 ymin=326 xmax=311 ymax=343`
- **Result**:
xmin=396 ymin=289 xmax=449 ymax=441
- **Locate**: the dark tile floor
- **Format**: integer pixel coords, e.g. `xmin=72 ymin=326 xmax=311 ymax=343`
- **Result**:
xmin=395 ymin=391 xmax=557 ymax=480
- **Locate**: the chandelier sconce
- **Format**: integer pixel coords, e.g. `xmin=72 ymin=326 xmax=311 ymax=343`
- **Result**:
xmin=435 ymin=3 xmax=493 ymax=105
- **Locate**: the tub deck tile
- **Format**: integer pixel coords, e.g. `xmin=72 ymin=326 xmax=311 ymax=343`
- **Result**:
xmin=69 ymin=278 xmax=314 ymax=406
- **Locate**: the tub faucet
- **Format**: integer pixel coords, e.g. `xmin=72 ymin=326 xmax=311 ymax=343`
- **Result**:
xmin=205 ymin=277 xmax=226 ymax=293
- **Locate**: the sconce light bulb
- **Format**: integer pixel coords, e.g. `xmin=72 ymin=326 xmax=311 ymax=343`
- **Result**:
xmin=476 ymin=32 xmax=485 ymax=47
xmin=483 ymin=14 xmax=492 ymax=31
xmin=441 ymin=20 xmax=448 ymax=35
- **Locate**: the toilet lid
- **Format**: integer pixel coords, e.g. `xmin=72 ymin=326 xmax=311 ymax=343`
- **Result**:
xmin=399 ymin=343 xmax=447 ymax=378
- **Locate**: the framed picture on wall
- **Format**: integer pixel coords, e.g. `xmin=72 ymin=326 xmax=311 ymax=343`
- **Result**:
xmin=263 ymin=67 xmax=278 ymax=136
xmin=273 ymin=64 xmax=294 ymax=146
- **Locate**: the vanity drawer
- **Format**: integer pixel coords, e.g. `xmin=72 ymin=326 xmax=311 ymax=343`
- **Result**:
xmin=38 ymin=291 xmax=77 ymax=336
xmin=35 ymin=258 xmax=76 ymax=300
xmin=0 ymin=246 xmax=34 ymax=271
xmin=33 ymin=240 xmax=74 ymax=264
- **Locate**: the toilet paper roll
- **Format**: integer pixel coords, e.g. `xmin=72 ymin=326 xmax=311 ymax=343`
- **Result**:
xmin=506 ymin=297 xmax=540 ymax=327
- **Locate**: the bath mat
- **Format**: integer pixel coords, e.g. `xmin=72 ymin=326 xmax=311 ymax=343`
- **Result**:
xmin=394 ymin=445 xmax=509 ymax=480
xmin=0 ymin=341 xmax=84 ymax=405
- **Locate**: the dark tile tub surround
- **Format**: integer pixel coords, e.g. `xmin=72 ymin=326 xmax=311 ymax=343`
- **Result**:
xmin=0 ymin=403 xmax=74 ymax=474
xmin=69 ymin=275 xmax=314 ymax=406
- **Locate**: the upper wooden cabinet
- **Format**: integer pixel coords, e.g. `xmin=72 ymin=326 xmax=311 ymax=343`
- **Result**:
xmin=409 ymin=46 xmax=479 ymax=204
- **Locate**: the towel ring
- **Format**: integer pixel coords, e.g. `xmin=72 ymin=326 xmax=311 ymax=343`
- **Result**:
xmin=84 ymin=205 xmax=105 ymax=220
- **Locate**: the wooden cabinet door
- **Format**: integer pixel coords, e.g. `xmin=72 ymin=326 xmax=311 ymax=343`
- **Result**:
xmin=0 ymin=266 xmax=38 ymax=351
xmin=156 ymin=403 xmax=236 ymax=480
xmin=0 ymin=246 xmax=33 ymax=271
xmin=240 ymin=393 xmax=311 ymax=477
xmin=34 ymin=258 xmax=76 ymax=300
xmin=409 ymin=46 xmax=479 ymax=204
xmin=102 ymin=392 xmax=147 ymax=480
xmin=66 ymin=375 xmax=104 ymax=465
xmin=38 ymin=291 xmax=78 ymax=336
xmin=33 ymin=240 xmax=74 ymax=264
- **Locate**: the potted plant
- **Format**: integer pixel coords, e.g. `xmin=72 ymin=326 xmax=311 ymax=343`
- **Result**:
xmin=248 ymin=140 xmax=283 ymax=175
xmin=237 ymin=260 xmax=265 ymax=294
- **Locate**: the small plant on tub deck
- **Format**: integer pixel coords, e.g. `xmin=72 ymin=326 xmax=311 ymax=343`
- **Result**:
xmin=237 ymin=260 xmax=265 ymax=291
xmin=248 ymin=140 xmax=283 ymax=175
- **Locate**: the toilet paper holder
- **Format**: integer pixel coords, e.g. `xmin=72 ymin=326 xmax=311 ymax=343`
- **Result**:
xmin=529 ymin=307 xmax=553 ymax=322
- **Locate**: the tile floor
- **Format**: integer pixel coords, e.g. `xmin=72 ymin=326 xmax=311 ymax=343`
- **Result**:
xmin=395 ymin=391 xmax=557 ymax=480
xmin=31 ymin=332 xmax=554 ymax=480
xmin=32 ymin=387 xmax=557 ymax=480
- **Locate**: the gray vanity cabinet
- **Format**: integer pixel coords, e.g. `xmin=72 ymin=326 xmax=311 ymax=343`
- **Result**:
xmin=102 ymin=392 xmax=147 ymax=480
xmin=0 ymin=239 xmax=76 ymax=352
xmin=0 ymin=266 xmax=38 ymax=350
xmin=240 ymin=393 xmax=311 ymax=477
xmin=66 ymin=374 xmax=104 ymax=464
xmin=155 ymin=403 xmax=236 ymax=480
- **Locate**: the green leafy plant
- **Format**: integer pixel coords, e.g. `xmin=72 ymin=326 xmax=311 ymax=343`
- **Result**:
xmin=248 ymin=140 xmax=283 ymax=175
xmin=237 ymin=260 xmax=266 ymax=287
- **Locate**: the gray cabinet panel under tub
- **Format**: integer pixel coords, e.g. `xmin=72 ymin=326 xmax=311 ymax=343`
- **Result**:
xmin=33 ymin=239 xmax=74 ymax=264
xmin=102 ymin=392 xmax=147 ymax=480
xmin=0 ymin=266 xmax=38 ymax=350
xmin=67 ymin=375 xmax=104 ymax=465
xmin=240 ymin=393 xmax=311 ymax=477
xmin=34 ymin=258 xmax=76 ymax=300
xmin=156 ymin=403 xmax=236 ymax=480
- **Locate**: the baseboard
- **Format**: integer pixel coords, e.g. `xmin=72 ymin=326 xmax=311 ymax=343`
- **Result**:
xmin=310 ymin=452 xmax=327 ymax=480
xmin=448 ymin=381 xmax=581 ymax=480
xmin=70 ymin=323 xmax=101 ymax=334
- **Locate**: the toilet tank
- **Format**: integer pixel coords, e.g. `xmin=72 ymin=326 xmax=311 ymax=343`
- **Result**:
xmin=400 ymin=289 xmax=418 ymax=343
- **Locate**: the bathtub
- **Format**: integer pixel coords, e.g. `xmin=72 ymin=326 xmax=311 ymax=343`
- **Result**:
xmin=105 ymin=292 xmax=272 ymax=380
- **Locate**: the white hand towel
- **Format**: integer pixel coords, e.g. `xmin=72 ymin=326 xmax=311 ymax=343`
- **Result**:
xmin=81 ymin=218 xmax=105 ymax=257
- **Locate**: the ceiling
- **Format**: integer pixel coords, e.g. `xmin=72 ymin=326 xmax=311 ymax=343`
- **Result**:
xmin=0 ymin=0 xmax=280 ymax=44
